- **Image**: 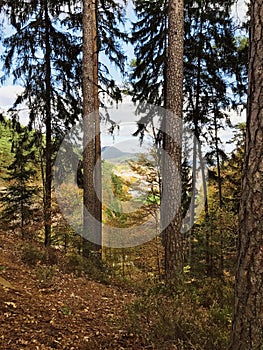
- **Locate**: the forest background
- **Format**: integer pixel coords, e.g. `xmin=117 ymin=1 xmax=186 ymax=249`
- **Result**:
xmin=0 ymin=0 xmax=261 ymax=349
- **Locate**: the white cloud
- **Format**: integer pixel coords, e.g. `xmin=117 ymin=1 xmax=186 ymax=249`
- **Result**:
xmin=0 ymin=85 xmax=24 ymax=109
xmin=231 ymin=0 xmax=248 ymax=23
xmin=229 ymin=108 xmax=246 ymax=126
xmin=219 ymin=109 xmax=246 ymax=153
xmin=0 ymin=85 xmax=30 ymax=125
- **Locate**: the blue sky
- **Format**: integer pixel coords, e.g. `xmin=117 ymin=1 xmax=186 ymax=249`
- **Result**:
xmin=0 ymin=0 xmax=248 ymax=107
xmin=0 ymin=0 xmax=247 ymax=154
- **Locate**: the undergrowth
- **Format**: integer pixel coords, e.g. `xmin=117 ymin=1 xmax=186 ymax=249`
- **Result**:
xmin=123 ymin=278 xmax=234 ymax=350
xmin=20 ymin=243 xmax=110 ymax=284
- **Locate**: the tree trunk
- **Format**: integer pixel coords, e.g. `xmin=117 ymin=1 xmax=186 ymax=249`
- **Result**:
xmin=197 ymin=142 xmax=211 ymax=275
xmin=44 ymin=0 xmax=52 ymax=247
xmin=93 ymin=0 xmax=102 ymax=254
xmin=189 ymin=12 xmax=203 ymax=265
xmin=229 ymin=0 xmax=263 ymax=348
xmin=189 ymin=133 xmax=197 ymax=263
xmin=213 ymin=110 xmax=224 ymax=274
xmin=162 ymin=0 xmax=184 ymax=282
xmin=82 ymin=0 xmax=101 ymax=257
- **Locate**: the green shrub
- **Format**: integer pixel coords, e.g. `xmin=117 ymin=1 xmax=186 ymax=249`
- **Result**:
xmin=124 ymin=279 xmax=233 ymax=350
xmin=60 ymin=305 xmax=72 ymax=316
xmin=20 ymin=243 xmax=60 ymax=267
xmin=61 ymin=253 xmax=86 ymax=276
xmin=61 ymin=252 xmax=110 ymax=284
xmin=0 ymin=265 xmax=6 ymax=272
xmin=21 ymin=244 xmax=45 ymax=266
xmin=35 ymin=265 xmax=56 ymax=286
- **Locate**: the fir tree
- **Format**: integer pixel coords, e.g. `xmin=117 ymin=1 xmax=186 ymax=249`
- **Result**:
xmin=0 ymin=121 xmax=41 ymax=238
xmin=0 ymin=0 xmax=127 ymax=246
xmin=1 ymin=0 xmax=82 ymax=245
xmin=131 ymin=0 xmax=248 ymax=274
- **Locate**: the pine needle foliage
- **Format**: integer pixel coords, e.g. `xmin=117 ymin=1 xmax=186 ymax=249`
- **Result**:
xmin=0 ymin=121 xmax=41 ymax=238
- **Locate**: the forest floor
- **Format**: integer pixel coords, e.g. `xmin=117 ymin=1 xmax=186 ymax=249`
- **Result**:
xmin=0 ymin=231 xmax=148 ymax=350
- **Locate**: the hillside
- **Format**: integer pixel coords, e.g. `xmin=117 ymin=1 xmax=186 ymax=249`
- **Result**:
xmin=102 ymin=146 xmax=138 ymax=164
xmin=0 ymin=232 xmax=144 ymax=350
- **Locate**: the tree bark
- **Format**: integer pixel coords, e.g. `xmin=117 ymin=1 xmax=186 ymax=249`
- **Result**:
xmin=229 ymin=0 xmax=263 ymax=348
xmin=82 ymin=0 xmax=101 ymax=257
xmin=93 ymin=0 xmax=102 ymax=254
xmin=162 ymin=0 xmax=184 ymax=282
xmin=189 ymin=12 xmax=203 ymax=265
xmin=197 ymin=141 xmax=211 ymax=275
xmin=44 ymin=0 xmax=52 ymax=247
xmin=213 ymin=109 xmax=224 ymax=274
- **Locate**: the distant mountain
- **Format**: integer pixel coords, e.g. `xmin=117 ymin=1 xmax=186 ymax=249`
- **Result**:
xmin=102 ymin=146 xmax=137 ymax=163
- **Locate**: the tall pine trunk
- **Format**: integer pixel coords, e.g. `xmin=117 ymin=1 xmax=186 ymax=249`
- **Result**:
xmin=189 ymin=136 xmax=197 ymax=263
xmin=93 ymin=0 xmax=102 ymax=253
xmin=213 ymin=109 xmax=224 ymax=274
xmin=189 ymin=12 xmax=203 ymax=264
xmin=82 ymin=0 xmax=102 ymax=257
xmin=44 ymin=0 xmax=52 ymax=247
xmin=197 ymin=142 xmax=211 ymax=275
xmin=229 ymin=0 xmax=263 ymax=348
xmin=162 ymin=0 xmax=184 ymax=282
